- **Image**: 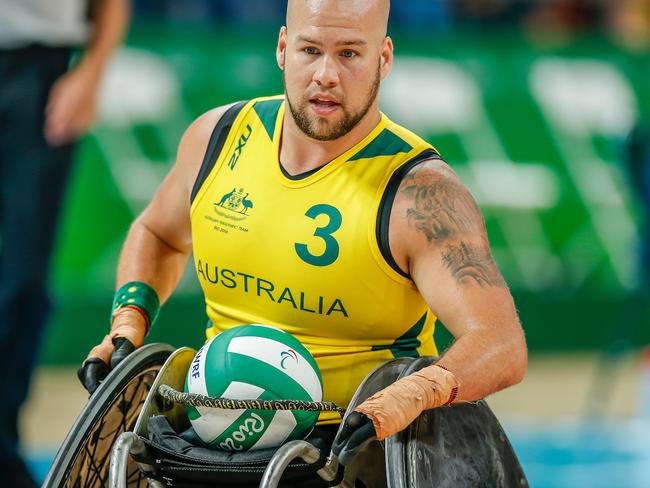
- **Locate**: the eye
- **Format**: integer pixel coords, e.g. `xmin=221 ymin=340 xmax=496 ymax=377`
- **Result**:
xmin=340 ymin=50 xmax=356 ymax=58
xmin=304 ymin=47 xmax=319 ymax=55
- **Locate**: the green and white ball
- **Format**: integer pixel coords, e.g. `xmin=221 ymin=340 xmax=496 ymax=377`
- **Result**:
xmin=185 ymin=324 xmax=323 ymax=451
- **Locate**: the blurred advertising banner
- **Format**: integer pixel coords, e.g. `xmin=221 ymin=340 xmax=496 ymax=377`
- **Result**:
xmin=45 ymin=28 xmax=650 ymax=362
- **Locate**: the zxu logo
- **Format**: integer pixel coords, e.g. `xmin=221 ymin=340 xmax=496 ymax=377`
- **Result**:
xmin=228 ymin=124 xmax=252 ymax=170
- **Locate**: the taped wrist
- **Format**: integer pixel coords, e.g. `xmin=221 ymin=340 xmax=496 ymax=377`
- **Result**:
xmin=354 ymin=364 xmax=460 ymax=441
xmin=87 ymin=310 xmax=148 ymax=364
xmin=111 ymin=281 xmax=160 ymax=332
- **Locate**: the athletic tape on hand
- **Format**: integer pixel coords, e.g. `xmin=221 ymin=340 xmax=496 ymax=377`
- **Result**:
xmin=354 ymin=365 xmax=459 ymax=441
xmin=86 ymin=309 xmax=146 ymax=365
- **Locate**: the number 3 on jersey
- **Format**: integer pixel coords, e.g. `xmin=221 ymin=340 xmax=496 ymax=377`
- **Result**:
xmin=295 ymin=204 xmax=342 ymax=267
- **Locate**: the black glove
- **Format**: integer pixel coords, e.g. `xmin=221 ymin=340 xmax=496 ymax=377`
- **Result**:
xmin=332 ymin=411 xmax=377 ymax=466
xmin=77 ymin=337 xmax=136 ymax=395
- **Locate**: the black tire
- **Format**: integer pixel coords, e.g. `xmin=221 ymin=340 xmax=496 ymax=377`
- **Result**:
xmin=43 ymin=343 xmax=175 ymax=488
xmin=385 ymin=356 xmax=529 ymax=488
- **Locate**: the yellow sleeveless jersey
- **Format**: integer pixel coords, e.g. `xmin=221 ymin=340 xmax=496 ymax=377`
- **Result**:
xmin=190 ymin=96 xmax=440 ymax=423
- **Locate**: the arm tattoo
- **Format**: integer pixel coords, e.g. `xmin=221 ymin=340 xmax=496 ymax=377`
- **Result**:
xmin=400 ymin=162 xmax=505 ymax=288
xmin=401 ymin=166 xmax=482 ymax=244
xmin=441 ymin=242 xmax=506 ymax=288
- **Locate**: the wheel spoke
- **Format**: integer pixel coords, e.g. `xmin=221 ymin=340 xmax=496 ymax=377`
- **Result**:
xmin=60 ymin=367 xmax=159 ymax=487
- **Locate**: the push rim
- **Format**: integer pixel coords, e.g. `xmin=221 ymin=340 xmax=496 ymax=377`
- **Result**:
xmin=42 ymin=343 xmax=174 ymax=488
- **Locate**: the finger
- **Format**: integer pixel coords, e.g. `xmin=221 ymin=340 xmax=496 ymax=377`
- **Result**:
xmin=44 ymin=86 xmax=78 ymax=145
xmin=77 ymin=357 xmax=110 ymax=395
xmin=87 ymin=334 xmax=115 ymax=365
xmin=110 ymin=337 xmax=136 ymax=369
xmin=343 ymin=415 xmax=375 ymax=448
xmin=337 ymin=421 xmax=376 ymax=466
xmin=334 ymin=411 xmax=367 ymax=447
xmin=44 ymin=113 xmax=74 ymax=146
xmin=70 ymin=97 xmax=97 ymax=136
xmin=332 ymin=412 xmax=377 ymax=464
xmin=44 ymin=116 xmax=73 ymax=146
xmin=44 ymin=80 xmax=63 ymax=116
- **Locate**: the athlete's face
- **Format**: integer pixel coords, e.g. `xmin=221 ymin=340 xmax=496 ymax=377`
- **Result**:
xmin=277 ymin=0 xmax=393 ymax=141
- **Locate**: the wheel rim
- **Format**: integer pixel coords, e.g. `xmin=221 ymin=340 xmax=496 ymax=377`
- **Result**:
xmin=63 ymin=366 xmax=159 ymax=487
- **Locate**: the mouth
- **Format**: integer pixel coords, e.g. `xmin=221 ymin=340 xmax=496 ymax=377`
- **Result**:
xmin=309 ymin=95 xmax=341 ymax=116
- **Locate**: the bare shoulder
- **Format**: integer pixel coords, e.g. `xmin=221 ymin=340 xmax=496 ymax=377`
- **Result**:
xmin=395 ymin=158 xmax=483 ymax=242
xmin=182 ymin=104 xmax=236 ymax=145
xmin=176 ymin=103 xmax=238 ymax=187
xmin=138 ymin=103 xmax=240 ymax=251
xmin=389 ymin=158 xmax=507 ymax=288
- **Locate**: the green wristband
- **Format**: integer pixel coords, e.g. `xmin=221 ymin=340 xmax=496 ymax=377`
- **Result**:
xmin=111 ymin=281 xmax=160 ymax=328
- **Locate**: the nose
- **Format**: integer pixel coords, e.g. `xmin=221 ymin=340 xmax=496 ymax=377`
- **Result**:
xmin=312 ymin=54 xmax=339 ymax=88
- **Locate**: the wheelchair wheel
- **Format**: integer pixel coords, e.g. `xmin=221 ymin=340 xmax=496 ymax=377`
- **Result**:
xmin=384 ymin=356 xmax=528 ymax=487
xmin=42 ymin=343 xmax=175 ymax=488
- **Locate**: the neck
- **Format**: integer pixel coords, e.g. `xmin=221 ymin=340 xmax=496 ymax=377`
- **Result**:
xmin=279 ymin=102 xmax=382 ymax=176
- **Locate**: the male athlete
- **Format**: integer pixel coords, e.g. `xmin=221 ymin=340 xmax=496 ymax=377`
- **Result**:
xmin=79 ymin=0 xmax=527 ymax=449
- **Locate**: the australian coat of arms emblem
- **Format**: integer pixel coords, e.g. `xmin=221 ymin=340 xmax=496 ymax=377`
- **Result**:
xmin=216 ymin=187 xmax=253 ymax=214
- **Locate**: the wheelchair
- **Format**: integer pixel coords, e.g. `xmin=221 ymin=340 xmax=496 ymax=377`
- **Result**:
xmin=43 ymin=344 xmax=528 ymax=487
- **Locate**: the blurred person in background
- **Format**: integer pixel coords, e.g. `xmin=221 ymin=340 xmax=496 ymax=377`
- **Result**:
xmin=606 ymin=0 xmax=650 ymax=51
xmin=390 ymin=0 xmax=452 ymax=30
xmin=132 ymin=0 xmax=287 ymax=25
xmin=605 ymin=0 xmax=650 ymax=50
xmin=0 ymin=0 xmax=129 ymax=486
xmin=453 ymin=0 xmax=529 ymax=27
xmin=522 ymin=0 xmax=602 ymax=41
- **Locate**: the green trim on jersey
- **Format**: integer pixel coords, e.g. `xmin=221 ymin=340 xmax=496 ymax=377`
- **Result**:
xmin=348 ymin=128 xmax=413 ymax=161
xmin=371 ymin=311 xmax=428 ymax=358
xmin=253 ymin=99 xmax=283 ymax=140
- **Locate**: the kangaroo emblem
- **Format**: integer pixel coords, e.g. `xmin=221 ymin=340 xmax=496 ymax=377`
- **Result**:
xmin=217 ymin=188 xmax=236 ymax=207
xmin=216 ymin=187 xmax=254 ymax=215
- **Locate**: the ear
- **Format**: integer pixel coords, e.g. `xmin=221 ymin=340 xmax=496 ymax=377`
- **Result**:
xmin=379 ymin=36 xmax=394 ymax=80
xmin=276 ymin=26 xmax=288 ymax=70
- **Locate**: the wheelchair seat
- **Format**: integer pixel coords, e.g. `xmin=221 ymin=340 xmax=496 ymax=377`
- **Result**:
xmin=133 ymin=415 xmax=336 ymax=487
xmin=109 ymin=347 xmax=406 ymax=488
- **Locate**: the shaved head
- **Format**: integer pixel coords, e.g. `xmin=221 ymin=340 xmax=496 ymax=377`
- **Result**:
xmin=287 ymin=0 xmax=390 ymax=41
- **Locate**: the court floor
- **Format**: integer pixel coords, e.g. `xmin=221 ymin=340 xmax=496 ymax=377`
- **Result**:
xmin=24 ymin=351 xmax=650 ymax=487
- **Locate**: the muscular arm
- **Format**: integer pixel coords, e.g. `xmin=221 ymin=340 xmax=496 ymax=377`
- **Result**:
xmin=335 ymin=159 xmax=526 ymax=447
xmin=79 ymin=105 xmax=232 ymax=390
xmin=116 ymin=105 xmax=233 ymax=308
xmin=389 ymin=159 xmax=527 ymax=401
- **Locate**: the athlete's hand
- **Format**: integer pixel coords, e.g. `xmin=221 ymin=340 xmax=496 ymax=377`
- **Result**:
xmin=77 ymin=308 xmax=146 ymax=395
xmin=353 ymin=365 xmax=459 ymax=441
xmin=44 ymin=59 xmax=101 ymax=146
xmin=331 ymin=411 xmax=376 ymax=466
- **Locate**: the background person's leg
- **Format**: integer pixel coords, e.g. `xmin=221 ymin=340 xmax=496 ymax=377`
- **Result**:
xmin=0 ymin=45 xmax=73 ymax=487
